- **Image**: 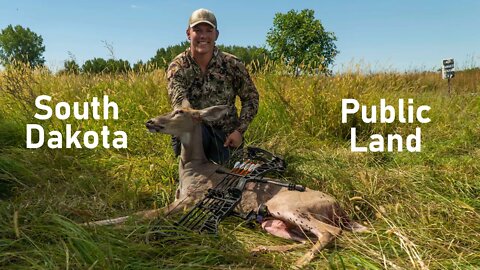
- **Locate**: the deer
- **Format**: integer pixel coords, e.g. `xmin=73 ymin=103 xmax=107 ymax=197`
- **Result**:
xmin=84 ymin=105 xmax=368 ymax=268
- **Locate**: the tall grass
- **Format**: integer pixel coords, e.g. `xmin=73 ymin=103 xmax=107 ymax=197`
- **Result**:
xmin=0 ymin=63 xmax=479 ymax=269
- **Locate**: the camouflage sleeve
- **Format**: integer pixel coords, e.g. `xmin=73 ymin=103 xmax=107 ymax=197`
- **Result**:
xmin=234 ymin=61 xmax=259 ymax=134
xmin=167 ymin=61 xmax=188 ymax=109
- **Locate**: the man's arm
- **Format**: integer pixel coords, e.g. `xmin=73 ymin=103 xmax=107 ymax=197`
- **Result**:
xmin=167 ymin=61 xmax=189 ymax=109
xmin=234 ymin=61 xmax=259 ymax=134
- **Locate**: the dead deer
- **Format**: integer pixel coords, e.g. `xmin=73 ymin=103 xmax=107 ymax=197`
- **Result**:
xmin=85 ymin=105 xmax=367 ymax=268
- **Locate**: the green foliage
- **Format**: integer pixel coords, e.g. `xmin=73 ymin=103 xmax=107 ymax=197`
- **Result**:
xmin=132 ymin=60 xmax=147 ymax=73
xmin=266 ymin=9 xmax=339 ymax=75
xmin=146 ymin=41 xmax=269 ymax=72
xmin=0 ymin=25 xmax=45 ymax=68
xmin=62 ymin=59 xmax=80 ymax=75
xmin=147 ymin=41 xmax=190 ymax=69
xmin=218 ymin=44 xmax=270 ymax=72
xmin=82 ymin=58 xmax=131 ymax=74
xmin=105 ymin=59 xmax=131 ymax=73
xmin=82 ymin=57 xmax=107 ymax=73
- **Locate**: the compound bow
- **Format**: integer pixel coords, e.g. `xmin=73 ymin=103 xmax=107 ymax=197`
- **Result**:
xmin=175 ymin=146 xmax=305 ymax=234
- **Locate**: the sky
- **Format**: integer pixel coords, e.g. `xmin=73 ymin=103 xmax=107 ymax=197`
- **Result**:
xmin=1 ymin=0 xmax=479 ymax=73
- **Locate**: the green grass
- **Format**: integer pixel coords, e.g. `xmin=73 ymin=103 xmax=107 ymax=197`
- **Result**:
xmin=0 ymin=65 xmax=479 ymax=269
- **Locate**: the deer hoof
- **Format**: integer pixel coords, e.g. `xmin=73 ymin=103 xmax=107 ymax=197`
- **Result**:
xmin=294 ymin=251 xmax=314 ymax=269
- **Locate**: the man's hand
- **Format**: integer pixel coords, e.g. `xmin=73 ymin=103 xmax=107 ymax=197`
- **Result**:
xmin=224 ymin=130 xmax=243 ymax=148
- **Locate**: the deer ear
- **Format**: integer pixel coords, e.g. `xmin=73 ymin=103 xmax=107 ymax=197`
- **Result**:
xmin=198 ymin=105 xmax=229 ymax=122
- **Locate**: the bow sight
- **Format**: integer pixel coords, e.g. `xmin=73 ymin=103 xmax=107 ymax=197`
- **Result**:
xmin=175 ymin=146 xmax=305 ymax=234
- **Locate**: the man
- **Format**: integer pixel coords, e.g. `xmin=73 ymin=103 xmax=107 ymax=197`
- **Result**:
xmin=167 ymin=8 xmax=259 ymax=164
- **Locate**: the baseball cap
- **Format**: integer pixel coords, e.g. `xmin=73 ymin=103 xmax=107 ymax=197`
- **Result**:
xmin=189 ymin=8 xmax=217 ymax=29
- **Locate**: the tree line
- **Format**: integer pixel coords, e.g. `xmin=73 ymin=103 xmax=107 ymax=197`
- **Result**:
xmin=61 ymin=42 xmax=269 ymax=75
xmin=0 ymin=9 xmax=338 ymax=75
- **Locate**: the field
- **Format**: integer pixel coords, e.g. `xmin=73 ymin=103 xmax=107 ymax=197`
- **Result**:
xmin=1 ymin=64 xmax=479 ymax=269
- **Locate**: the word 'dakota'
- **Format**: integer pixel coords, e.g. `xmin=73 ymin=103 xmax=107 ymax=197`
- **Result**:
xmin=342 ymin=99 xmax=431 ymax=152
xmin=27 ymin=125 xmax=127 ymax=149
xmin=27 ymin=95 xmax=127 ymax=149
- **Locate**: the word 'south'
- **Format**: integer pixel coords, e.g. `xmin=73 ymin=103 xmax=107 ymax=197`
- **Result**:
xmin=342 ymin=99 xmax=430 ymax=152
xmin=26 ymin=95 xmax=127 ymax=149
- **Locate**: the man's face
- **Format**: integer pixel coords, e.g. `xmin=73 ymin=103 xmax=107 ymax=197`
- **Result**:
xmin=187 ymin=23 xmax=218 ymax=56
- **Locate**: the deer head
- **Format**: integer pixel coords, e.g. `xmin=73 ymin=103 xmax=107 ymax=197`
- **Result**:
xmin=145 ymin=105 xmax=230 ymax=137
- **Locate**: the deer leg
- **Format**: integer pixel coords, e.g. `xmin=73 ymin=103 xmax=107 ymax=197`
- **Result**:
xmin=261 ymin=219 xmax=308 ymax=242
xmin=139 ymin=197 xmax=192 ymax=220
xmin=251 ymin=219 xmax=308 ymax=254
xmin=263 ymin=205 xmax=342 ymax=268
xmin=251 ymin=243 xmax=305 ymax=253
xmin=290 ymin=213 xmax=341 ymax=268
xmin=294 ymin=231 xmax=334 ymax=269
xmin=81 ymin=197 xmax=192 ymax=226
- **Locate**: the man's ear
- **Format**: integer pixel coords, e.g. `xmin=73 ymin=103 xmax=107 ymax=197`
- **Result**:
xmin=215 ymin=29 xmax=219 ymax=41
xmin=186 ymin=28 xmax=191 ymax=40
xmin=198 ymin=105 xmax=229 ymax=122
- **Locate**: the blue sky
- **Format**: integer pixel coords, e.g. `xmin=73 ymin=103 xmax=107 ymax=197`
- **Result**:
xmin=1 ymin=0 xmax=479 ymax=72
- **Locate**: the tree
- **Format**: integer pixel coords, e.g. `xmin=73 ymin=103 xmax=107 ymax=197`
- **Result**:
xmin=82 ymin=58 xmax=107 ymax=74
xmin=266 ymin=9 xmax=338 ymax=75
xmin=0 ymin=25 xmax=45 ymax=67
xmin=218 ymin=45 xmax=269 ymax=72
xmin=82 ymin=57 xmax=131 ymax=74
xmin=105 ymin=59 xmax=131 ymax=73
xmin=62 ymin=59 xmax=80 ymax=74
xmin=133 ymin=60 xmax=145 ymax=73
xmin=148 ymin=42 xmax=269 ymax=72
xmin=148 ymin=42 xmax=190 ymax=69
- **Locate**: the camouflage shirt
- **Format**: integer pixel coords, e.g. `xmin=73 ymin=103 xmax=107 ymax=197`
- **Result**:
xmin=167 ymin=47 xmax=259 ymax=134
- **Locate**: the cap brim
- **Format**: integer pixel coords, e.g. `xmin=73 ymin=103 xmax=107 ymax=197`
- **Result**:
xmin=190 ymin=21 xmax=216 ymax=29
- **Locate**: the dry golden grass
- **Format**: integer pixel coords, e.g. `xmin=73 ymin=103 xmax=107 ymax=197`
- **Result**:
xmin=0 ymin=64 xmax=479 ymax=269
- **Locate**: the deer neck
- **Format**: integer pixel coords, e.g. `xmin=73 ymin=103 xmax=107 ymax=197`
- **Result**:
xmin=179 ymin=123 xmax=208 ymax=168
xmin=176 ymin=123 xmax=223 ymax=200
